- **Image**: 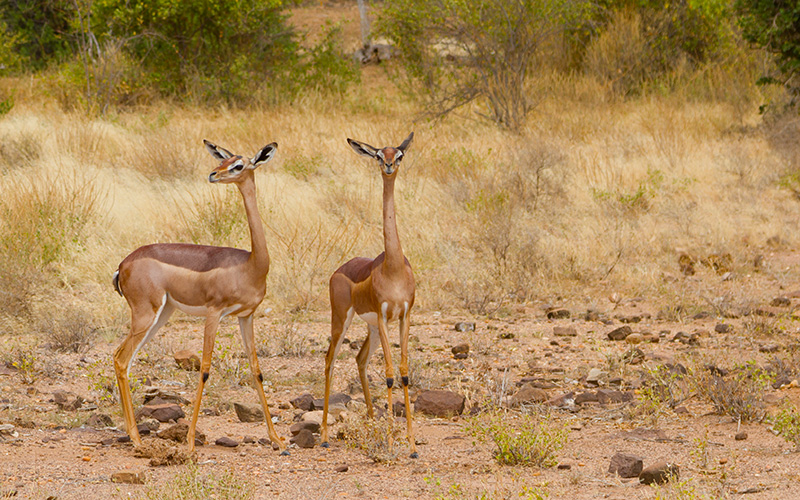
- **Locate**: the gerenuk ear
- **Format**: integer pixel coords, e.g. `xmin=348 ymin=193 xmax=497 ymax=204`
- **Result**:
xmin=251 ymin=142 xmax=278 ymax=168
xmin=347 ymin=138 xmax=380 ymax=159
xmin=398 ymin=132 xmax=414 ymax=152
xmin=203 ymin=139 xmax=235 ymax=161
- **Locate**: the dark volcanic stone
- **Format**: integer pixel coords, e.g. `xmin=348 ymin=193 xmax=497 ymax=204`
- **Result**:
xmin=215 ymin=436 xmax=239 ymax=448
xmin=136 ymin=403 xmax=185 ymax=423
xmin=234 ymin=403 xmax=264 ymax=423
xmin=608 ymin=452 xmax=643 ymax=478
xmin=289 ymin=429 xmax=316 ymax=449
xmin=607 ymin=326 xmax=632 ymax=341
xmin=290 ymin=393 xmax=314 ymax=411
xmin=414 ymin=390 xmax=465 ymax=417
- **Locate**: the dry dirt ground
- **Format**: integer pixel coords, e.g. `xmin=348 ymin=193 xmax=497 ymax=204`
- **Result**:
xmin=2 ymin=249 xmax=800 ymax=499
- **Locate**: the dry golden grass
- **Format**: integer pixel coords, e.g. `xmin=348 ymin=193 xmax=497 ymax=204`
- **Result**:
xmin=0 ymin=64 xmax=796 ymax=335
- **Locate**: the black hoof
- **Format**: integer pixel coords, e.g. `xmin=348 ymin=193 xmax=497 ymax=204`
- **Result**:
xmin=321 ymin=441 xmax=329 ymax=448
xmin=280 ymin=450 xmax=290 ymax=456
xmin=410 ymin=452 xmax=419 ymax=459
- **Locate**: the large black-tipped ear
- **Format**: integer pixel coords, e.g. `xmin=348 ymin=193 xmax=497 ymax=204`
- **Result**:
xmin=204 ymin=139 xmax=234 ymax=161
xmin=398 ymin=132 xmax=414 ymax=152
xmin=251 ymin=142 xmax=277 ymax=168
xmin=347 ymin=138 xmax=380 ymax=159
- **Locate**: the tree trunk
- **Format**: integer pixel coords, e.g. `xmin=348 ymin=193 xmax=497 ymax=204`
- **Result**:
xmin=357 ymin=0 xmax=370 ymax=47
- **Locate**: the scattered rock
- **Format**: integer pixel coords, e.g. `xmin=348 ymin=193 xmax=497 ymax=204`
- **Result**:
xmin=557 ymin=463 xmax=572 ymax=470
xmin=596 ymin=389 xmax=633 ymax=404
xmin=674 ymin=406 xmax=690 ymax=415
xmin=619 ymin=315 xmax=642 ymax=324
xmin=392 ymin=400 xmax=406 ymax=417
xmin=290 ymin=393 xmax=314 ymax=412
xmin=157 ymin=422 xmax=190 ymax=443
xmin=451 ymin=343 xmax=470 ymax=359
xmin=329 ymin=393 xmax=352 ymax=407
xmin=140 ymin=418 xmax=160 ymax=432
xmin=136 ymin=403 xmax=185 ymax=423
xmin=771 ymin=297 xmax=791 ymax=307
xmin=625 ymin=333 xmax=644 ymax=344
xmin=302 ymin=410 xmax=335 ymax=426
xmin=553 ymin=326 xmax=577 ymax=337
xmin=173 ymin=350 xmax=200 ymax=371
xmin=454 ymin=322 xmax=475 ymax=332
xmin=585 ymin=368 xmax=607 ymax=386
xmin=234 ymin=403 xmax=264 ymax=423
xmin=575 ymin=392 xmax=598 ymax=405
xmin=547 ymin=392 xmax=575 ymax=408
xmin=714 ymin=323 xmax=732 ymax=333
xmin=414 ymin=390 xmax=465 ymax=417
xmin=53 ymin=390 xmax=83 ymax=411
xmin=334 ymin=464 xmax=349 ymax=473
xmin=142 ymin=387 xmax=190 ymax=406
xmin=498 ymin=332 xmax=515 ymax=340
xmin=290 ymin=421 xmax=320 ymax=436
xmin=510 ymin=384 xmax=548 ymax=406
xmin=215 ymin=436 xmax=239 ymax=448
xmin=679 ymin=253 xmax=695 ymax=275
xmin=608 ymin=452 xmax=643 ymax=478
xmin=639 ymin=462 xmax=679 ymax=485
xmin=607 ymin=326 xmax=633 ymax=341
xmin=735 ymin=431 xmax=748 ymax=441
xmin=111 ymin=470 xmax=146 ymax=484
xmin=546 ymin=308 xmax=570 ymax=319
xmin=289 ymin=429 xmax=316 ymax=449
xmin=86 ymin=413 xmax=114 ymax=428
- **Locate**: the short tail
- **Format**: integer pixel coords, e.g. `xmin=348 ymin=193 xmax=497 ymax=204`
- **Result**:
xmin=112 ymin=270 xmax=123 ymax=297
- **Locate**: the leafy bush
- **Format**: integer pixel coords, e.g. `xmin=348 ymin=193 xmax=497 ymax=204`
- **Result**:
xmin=735 ymin=0 xmax=800 ymax=104
xmin=377 ymin=0 xmax=591 ymax=129
xmin=694 ymin=362 xmax=771 ymax=423
xmin=0 ymin=0 xmax=73 ymax=68
xmin=773 ymin=401 xmax=800 ymax=449
xmin=93 ymin=0 xmax=297 ymax=103
xmin=585 ymin=0 xmax=739 ymax=95
xmin=466 ymin=410 xmax=568 ymax=467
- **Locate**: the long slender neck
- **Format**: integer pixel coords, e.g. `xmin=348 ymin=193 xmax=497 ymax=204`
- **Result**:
xmin=382 ymin=174 xmax=405 ymax=272
xmin=237 ymin=173 xmax=269 ymax=274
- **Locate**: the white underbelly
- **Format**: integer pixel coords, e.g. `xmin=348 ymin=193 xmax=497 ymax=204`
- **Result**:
xmin=358 ymin=311 xmax=378 ymax=326
xmin=169 ymin=297 xmax=242 ymax=318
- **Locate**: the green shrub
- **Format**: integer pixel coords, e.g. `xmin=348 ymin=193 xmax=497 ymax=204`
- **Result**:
xmin=773 ymin=401 xmax=800 ymax=449
xmin=466 ymin=410 xmax=568 ymax=467
xmin=377 ymin=0 xmax=591 ymax=129
xmin=735 ymin=0 xmax=800 ymax=105
xmin=93 ymin=0 xmax=297 ymax=103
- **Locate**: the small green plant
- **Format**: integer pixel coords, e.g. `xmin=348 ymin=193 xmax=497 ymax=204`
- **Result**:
xmin=466 ymin=410 xmax=568 ymax=467
xmin=339 ymin=414 xmax=403 ymax=463
xmin=6 ymin=346 xmax=37 ymax=384
xmin=691 ymin=429 xmax=712 ymax=470
xmin=39 ymin=306 xmax=97 ymax=353
xmin=0 ymin=94 xmax=13 ymax=115
xmin=773 ymin=401 xmax=800 ymax=449
xmin=652 ymin=478 xmax=703 ymax=500
xmin=283 ymin=154 xmax=321 ymax=181
xmin=84 ymin=359 xmax=117 ymax=404
xmin=140 ymin=465 xmax=255 ymax=500
xmin=694 ymin=361 xmax=771 ymax=423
